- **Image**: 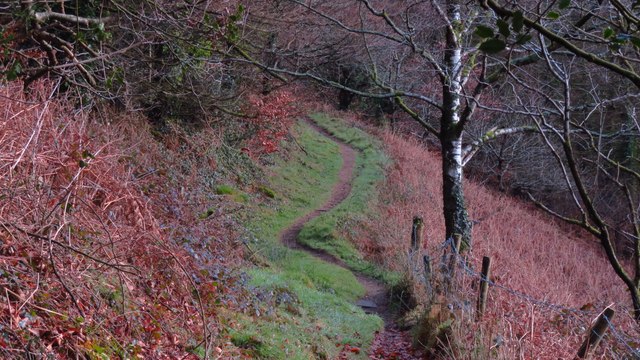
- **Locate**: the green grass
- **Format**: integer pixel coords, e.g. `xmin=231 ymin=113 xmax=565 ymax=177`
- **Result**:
xmin=237 ymin=119 xmax=383 ymax=359
xmin=297 ymin=113 xmax=400 ymax=285
xmin=214 ymin=184 xmax=249 ymax=203
xmin=215 ymin=184 xmax=236 ymax=195
xmin=257 ymin=185 xmax=276 ymax=198
xmin=230 ymin=269 xmax=382 ymax=359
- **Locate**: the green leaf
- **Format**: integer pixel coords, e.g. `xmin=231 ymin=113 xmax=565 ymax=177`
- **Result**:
xmin=82 ymin=150 xmax=95 ymax=159
xmin=6 ymin=62 xmax=21 ymax=81
xmin=79 ymin=160 xmax=88 ymax=168
xmin=479 ymin=38 xmax=506 ymax=53
xmin=97 ymin=31 xmax=111 ymax=42
xmin=631 ymin=36 xmax=640 ymax=48
xmin=497 ymin=19 xmax=510 ymax=38
xmin=603 ymin=28 xmax=615 ymax=39
xmin=512 ymin=11 xmax=524 ymax=33
xmin=547 ymin=11 xmax=560 ymax=20
xmin=475 ymin=25 xmax=494 ymax=38
xmin=230 ymin=4 xmax=245 ymax=22
xmin=559 ymin=0 xmax=570 ymax=9
xmin=515 ymin=34 xmax=533 ymax=45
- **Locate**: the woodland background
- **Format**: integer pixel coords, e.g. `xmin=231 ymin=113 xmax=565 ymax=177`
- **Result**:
xmin=1 ymin=0 xmax=640 ymax=358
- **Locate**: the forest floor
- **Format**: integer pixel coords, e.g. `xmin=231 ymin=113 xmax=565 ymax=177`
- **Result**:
xmin=279 ymin=118 xmax=424 ymax=360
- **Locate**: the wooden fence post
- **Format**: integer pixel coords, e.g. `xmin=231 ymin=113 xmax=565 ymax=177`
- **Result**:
xmin=476 ymin=256 xmax=492 ymax=320
xmin=423 ymin=255 xmax=433 ymax=302
xmin=575 ymin=305 xmax=615 ymax=359
xmin=411 ymin=216 xmax=424 ymax=252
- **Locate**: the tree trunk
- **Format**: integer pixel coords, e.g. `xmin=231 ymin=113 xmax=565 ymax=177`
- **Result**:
xmin=630 ymin=286 xmax=640 ymax=320
xmin=440 ymin=0 xmax=472 ymax=248
xmin=441 ymin=132 xmax=472 ymax=247
xmin=599 ymin=230 xmax=640 ymax=319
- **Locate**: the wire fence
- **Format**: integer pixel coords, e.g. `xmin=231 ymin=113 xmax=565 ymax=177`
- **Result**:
xmin=412 ymin=236 xmax=640 ymax=359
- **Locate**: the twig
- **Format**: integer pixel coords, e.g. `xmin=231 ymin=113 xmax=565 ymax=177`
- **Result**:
xmin=5 ymin=288 xmax=13 ymax=328
xmin=17 ymin=273 xmax=39 ymax=314
xmin=75 ymin=197 xmax=128 ymax=318
xmin=6 ymin=223 xmax=139 ymax=275
xmin=48 ymin=241 xmax=85 ymax=317
xmin=289 ymin=127 xmax=308 ymax=155
xmin=158 ymin=243 xmax=210 ymax=359
xmin=5 ymin=287 xmax=65 ymax=318
xmin=10 ymin=101 xmax=48 ymax=172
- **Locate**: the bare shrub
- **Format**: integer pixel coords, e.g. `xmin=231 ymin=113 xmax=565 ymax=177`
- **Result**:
xmin=0 ymin=81 xmax=244 ymax=358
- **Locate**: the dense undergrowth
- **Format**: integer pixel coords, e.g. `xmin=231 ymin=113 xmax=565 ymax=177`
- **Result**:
xmin=0 ymin=80 xmax=252 ymax=359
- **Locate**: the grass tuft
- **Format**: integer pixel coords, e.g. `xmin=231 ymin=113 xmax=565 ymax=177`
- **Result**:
xmin=215 ymin=184 xmax=236 ymax=195
xmin=257 ymin=184 xmax=276 ymax=198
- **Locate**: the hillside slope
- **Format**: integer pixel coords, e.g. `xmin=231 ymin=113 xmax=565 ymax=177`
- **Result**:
xmin=349 ymin=126 xmax=640 ymax=358
xmin=2 ymin=80 xmax=638 ymax=359
xmin=0 ymin=82 xmax=410 ymax=359
xmin=0 ymin=81 xmax=252 ymax=358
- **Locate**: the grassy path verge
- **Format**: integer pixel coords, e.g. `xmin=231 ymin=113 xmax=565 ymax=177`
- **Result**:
xmin=234 ymin=117 xmax=383 ymax=359
xmin=297 ymin=114 xmax=397 ymax=284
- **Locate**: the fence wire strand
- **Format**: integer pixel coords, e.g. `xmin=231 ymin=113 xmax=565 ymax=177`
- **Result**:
xmin=416 ymin=237 xmax=640 ymax=359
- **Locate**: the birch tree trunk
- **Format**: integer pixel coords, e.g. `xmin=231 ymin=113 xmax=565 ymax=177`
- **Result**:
xmin=440 ymin=0 xmax=472 ymax=247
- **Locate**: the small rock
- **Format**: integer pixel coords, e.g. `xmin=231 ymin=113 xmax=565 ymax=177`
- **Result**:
xmin=356 ymin=299 xmax=377 ymax=308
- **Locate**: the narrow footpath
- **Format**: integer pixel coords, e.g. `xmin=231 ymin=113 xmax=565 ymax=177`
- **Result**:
xmin=280 ymin=118 xmax=424 ymax=360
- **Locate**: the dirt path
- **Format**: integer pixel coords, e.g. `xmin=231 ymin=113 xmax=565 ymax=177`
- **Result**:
xmin=280 ymin=118 xmax=424 ymax=359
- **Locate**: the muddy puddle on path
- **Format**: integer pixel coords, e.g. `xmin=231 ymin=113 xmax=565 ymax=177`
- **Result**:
xmin=280 ymin=118 xmax=425 ymax=360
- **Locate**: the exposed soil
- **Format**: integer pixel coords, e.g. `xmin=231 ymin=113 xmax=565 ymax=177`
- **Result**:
xmin=280 ymin=118 xmax=424 ymax=359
